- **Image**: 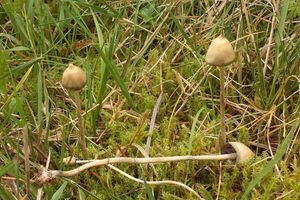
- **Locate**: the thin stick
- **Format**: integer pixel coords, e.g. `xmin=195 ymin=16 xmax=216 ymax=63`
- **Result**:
xmin=23 ymin=126 xmax=30 ymax=197
xmin=145 ymin=92 xmax=163 ymax=155
xmin=107 ymin=164 xmax=203 ymax=200
xmin=219 ymin=67 xmax=226 ymax=148
xmin=34 ymin=153 xmax=237 ymax=185
xmin=74 ymin=91 xmax=88 ymax=159
xmin=216 ymin=161 xmax=222 ymax=200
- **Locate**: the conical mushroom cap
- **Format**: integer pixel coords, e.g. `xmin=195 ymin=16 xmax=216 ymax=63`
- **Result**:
xmin=205 ymin=35 xmax=235 ymax=66
xmin=62 ymin=63 xmax=86 ymax=90
xmin=222 ymin=142 xmax=254 ymax=164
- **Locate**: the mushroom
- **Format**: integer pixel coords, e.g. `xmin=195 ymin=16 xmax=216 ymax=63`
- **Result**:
xmin=221 ymin=142 xmax=255 ymax=164
xmin=34 ymin=142 xmax=254 ymax=185
xmin=62 ymin=63 xmax=88 ymax=158
xmin=205 ymin=35 xmax=235 ymax=67
xmin=62 ymin=63 xmax=86 ymax=90
xmin=205 ymin=35 xmax=235 ymax=149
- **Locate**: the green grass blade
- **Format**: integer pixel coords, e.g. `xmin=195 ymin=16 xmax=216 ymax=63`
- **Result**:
xmin=0 ymin=66 xmax=34 ymax=112
xmin=188 ymin=108 xmax=203 ymax=155
xmin=37 ymin=66 xmax=43 ymax=142
xmin=91 ymin=11 xmax=106 ymax=103
xmin=62 ymin=178 xmax=103 ymax=199
xmin=199 ymin=186 xmax=214 ymax=200
xmin=141 ymin=169 xmax=155 ymax=200
xmin=91 ymin=10 xmax=107 ymax=133
xmin=91 ymin=11 xmax=134 ymax=107
xmin=0 ymin=161 xmax=14 ymax=176
xmin=0 ymin=184 xmax=15 ymax=200
xmin=267 ymin=0 xmax=290 ymax=107
xmin=169 ymin=11 xmax=195 ymax=51
xmin=242 ymin=121 xmax=299 ymax=199
xmin=277 ymin=1 xmax=290 ymax=37
xmin=78 ymin=188 xmax=86 ymax=200
xmin=99 ymin=48 xmax=134 ymax=107
xmin=64 ymin=0 xmax=120 ymax=18
xmin=0 ymin=56 xmax=42 ymax=80
xmin=51 ymin=181 xmax=68 ymax=200
xmin=8 ymin=46 xmax=31 ymax=51
xmin=254 ymin=38 xmax=267 ymax=108
xmin=0 ymin=50 xmax=9 ymax=92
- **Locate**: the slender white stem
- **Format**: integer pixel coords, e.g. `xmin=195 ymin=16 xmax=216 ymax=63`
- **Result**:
xmin=74 ymin=91 xmax=88 ymax=158
xmin=219 ymin=67 xmax=226 ymax=148
xmin=107 ymin=164 xmax=204 ymax=200
xmin=59 ymin=154 xmax=236 ymax=177
xmin=145 ymin=92 xmax=163 ymax=155
xmin=34 ymin=153 xmax=237 ymax=185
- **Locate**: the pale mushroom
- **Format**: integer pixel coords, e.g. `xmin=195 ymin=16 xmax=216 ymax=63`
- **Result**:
xmin=62 ymin=63 xmax=86 ymax=90
xmin=62 ymin=63 xmax=88 ymax=158
xmin=35 ymin=142 xmax=254 ymax=185
xmin=205 ymin=35 xmax=235 ymax=67
xmin=205 ymin=35 xmax=235 ymax=149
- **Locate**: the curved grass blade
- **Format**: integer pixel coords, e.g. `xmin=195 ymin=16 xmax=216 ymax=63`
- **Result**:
xmin=91 ymin=11 xmax=134 ymax=108
xmin=51 ymin=181 xmax=68 ymax=200
xmin=0 ymin=56 xmax=42 ymax=80
xmin=242 ymin=121 xmax=299 ymax=199
xmin=0 ymin=161 xmax=14 ymax=177
xmin=188 ymin=108 xmax=203 ymax=155
xmin=0 ymin=66 xmax=34 ymax=112
xmin=65 ymin=0 xmax=120 ymax=18
xmin=0 ymin=184 xmax=15 ymax=200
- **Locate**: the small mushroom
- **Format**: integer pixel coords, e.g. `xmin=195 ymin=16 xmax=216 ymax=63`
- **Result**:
xmin=205 ymin=35 xmax=235 ymax=149
xmin=62 ymin=63 xmax=88 ymax=158
xmin=221 ymin=142 xmax=255 ymax=164
xmin=34 ymin=142 xmax=254 ymax=185
xmin=205 ymin=35 xmax=235 ymax=67
xmin=62 ymin=63 xmax=86 ymax=90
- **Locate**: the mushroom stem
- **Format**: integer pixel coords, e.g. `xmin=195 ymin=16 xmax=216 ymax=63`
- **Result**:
xmin=74 ymin=90 xmax=88 ymax=159
xmin=70 ymin=153 xmax=237 ymax=168
xmin=219 ymin=67 xmax=226 ymax=148
xmin=34 ymin=153 xmax=237 ymax=185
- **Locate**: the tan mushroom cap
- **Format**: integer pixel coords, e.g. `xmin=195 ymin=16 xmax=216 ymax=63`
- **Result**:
xmin=62 ymin=63 xmax=86 ymax=90
xmin=222 ymin=142 xmax=255 ymax=164
xmin=205 ymin=35 xmax=235 ymax=67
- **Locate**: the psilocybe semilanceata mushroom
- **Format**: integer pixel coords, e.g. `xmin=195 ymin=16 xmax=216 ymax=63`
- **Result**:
xmin=205 ymin=35 xmax=235 ymax=150
xmin=35 ymin=142 xmax=254 ymax=186
xmin=205 ymin=35 xmax=235 ymax=67
xmin=62 ymin=63 xmax=88 ymax=159
xmin=62 ymin=63 xmax=86 ymax=90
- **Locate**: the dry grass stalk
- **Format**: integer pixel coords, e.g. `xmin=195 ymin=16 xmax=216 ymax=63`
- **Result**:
xmin=23 ymin=126 xmax=30 ymax=197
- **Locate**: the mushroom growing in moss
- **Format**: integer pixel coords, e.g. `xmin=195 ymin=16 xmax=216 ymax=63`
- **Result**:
xmin=205 ymin=35 xmax=235 ymax=149
xmin=62 ymin=63 xmax=88 ymax=158
xmin=35 ymin=142 xmax=254 ymax=185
